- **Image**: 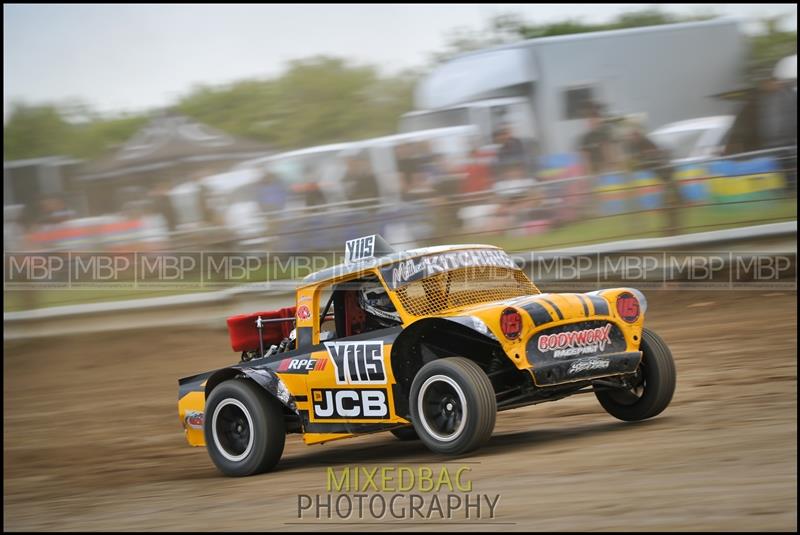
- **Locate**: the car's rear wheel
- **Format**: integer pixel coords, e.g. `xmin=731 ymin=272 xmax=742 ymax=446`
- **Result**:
xmin=595 ymin=328 xmax=676 ymax=421
xmin=204 ymin=379 xmax=285 ymax=476
xmin=410 ymin=357 xmax=496 ymax=455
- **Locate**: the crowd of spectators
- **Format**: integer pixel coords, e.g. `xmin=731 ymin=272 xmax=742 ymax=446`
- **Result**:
xmin=7 ymin=82 xmax=796 ymax=253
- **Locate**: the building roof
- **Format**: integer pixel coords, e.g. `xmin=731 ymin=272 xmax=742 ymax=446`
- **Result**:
xmin=79 ymin=113 xmax=272 ymax=180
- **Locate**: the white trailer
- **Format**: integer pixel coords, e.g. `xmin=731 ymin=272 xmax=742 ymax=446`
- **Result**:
xmin=401 ymin=19 xmax=745 ymax=156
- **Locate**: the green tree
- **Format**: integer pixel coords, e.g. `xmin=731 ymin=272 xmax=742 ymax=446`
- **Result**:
xmin=3 ymin=103 xmax=73 ymax=159
xmin=4 ymin=101 xmax=147 ymax=161
xmin=432 ymin=8 xmax=796 ymax=84
xmin=176 ymin=56 xmax=417 ymax=150
xmin=747 ymin=16 xmax=797 ymax=80
xmin=431 ymin=8 xmax=718 ymax=63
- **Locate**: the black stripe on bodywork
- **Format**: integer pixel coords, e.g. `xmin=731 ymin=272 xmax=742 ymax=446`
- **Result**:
xmin=294 ymin=395 xmax=308 ymax=402
xmin=520 ymin=301 xmax=553 ymax=326
xmin=587 ymin=295 xmax=609 ymax=316
xmin=577 ymin=294 xmax=591 ymax=317
xmin=540 ymin=298 xmax=564 ymax=320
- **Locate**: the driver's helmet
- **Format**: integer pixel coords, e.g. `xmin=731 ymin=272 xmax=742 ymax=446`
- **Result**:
xmin=358 ymin=283 xmax=401 ymax=326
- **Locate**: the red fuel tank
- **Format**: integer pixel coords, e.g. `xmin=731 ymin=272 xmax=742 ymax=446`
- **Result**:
xmin=226 ymin=307 xmax=296 ymax=352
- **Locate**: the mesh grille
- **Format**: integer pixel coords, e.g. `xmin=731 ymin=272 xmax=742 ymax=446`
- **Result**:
xmin=394 ymin=267 xmax=539 ymax=317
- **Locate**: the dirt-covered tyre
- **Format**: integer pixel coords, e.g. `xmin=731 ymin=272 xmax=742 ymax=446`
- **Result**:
xmin=390 ymin=426 xmax=419 ymax=441
xmin=410 ymin=357 xmax=496 ymax=455
xmin=595 ymin=328 xmax=676 ymax=421
xmin=204 ymin=379 xmax=285 ymax=476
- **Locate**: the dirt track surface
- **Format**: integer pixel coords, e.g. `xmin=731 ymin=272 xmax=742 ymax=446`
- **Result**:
xmin=4 ymin=290 xmax=797 ymax=531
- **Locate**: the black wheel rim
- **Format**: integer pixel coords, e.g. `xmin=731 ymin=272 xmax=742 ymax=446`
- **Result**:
xmin=212 ymin=399 xmax=253 ymax=461
xmin=418 ymin=375 xmax=466 ymax=442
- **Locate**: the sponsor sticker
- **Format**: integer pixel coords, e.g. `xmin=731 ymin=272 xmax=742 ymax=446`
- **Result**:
xmin=297 ymin=305 xmax=311 ymax=320
xmin=345 ymin=235 xmax=376 ymax=263
xmin=278 ymin=357 xmax=327 ymax=373
xmin=311 ymin=388 xmax=389 ymax=420
xmin=324 ymin=341 xmax=386 ymax=385
xmin=380 ymin=249 xmax=517 ymax=289
xmin=184 ymin=410 xmax=204 ymax=429
xmin=568 ymin=358 xmax=611 ymax=374
xmin=537 ymin=323 xmax=613 ymax=358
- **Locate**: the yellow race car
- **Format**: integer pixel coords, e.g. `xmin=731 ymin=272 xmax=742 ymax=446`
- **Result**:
xmin=178 ymin=235 xmax=676 ymax=476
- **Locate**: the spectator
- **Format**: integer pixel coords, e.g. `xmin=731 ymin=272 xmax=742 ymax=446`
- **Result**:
xmin=395 ymin=142 xmax=434 ymax=201
xmin=139 ymin=200 xmax=170 ymax=249
xmin=342 ymin=156 xmax=380 ymax=202
xmin=757 ymin=75 xmax=797 ymax=150
xmin=395 ymin=142 xmax=416 ymax=199
xmin=726 ymin=73 xmax=797 ymax=195
xmin=427 ymin=154 xmax=461 ymax=197
xmin=427 ymin=154 xmax=462 ymax=231
xmin=257 ymin=171 xmax=288 ymax=213
xmin=493 ymin=125 xmax=526 ymax=180
xmin=759 ymin=74 xmax=798 ymax=196
xmin=37 ymin=196 xmax=75 ymax=227
xmin=197 ymin=181 xmax=219 ymax=226
xmin=623 ymin=119 xmax=670 ymax=173
xmin=149 ymin=181 xmax=177 ymax=232
xmin=300 ymin=165 xmax=327 ymax=208
xmin=462 ymin=146 xmax=492 ymax=194
xmin=724 ymin=72 xmax=796 ymax=155
xmin=622 ymin=119 xmax=680 ymax=236
xmin=578 ymin=102 xmax=618 ymax=175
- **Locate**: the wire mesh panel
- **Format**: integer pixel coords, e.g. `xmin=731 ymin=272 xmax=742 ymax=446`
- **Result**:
xmin=394 ymin=266 xmax=539 ymax=317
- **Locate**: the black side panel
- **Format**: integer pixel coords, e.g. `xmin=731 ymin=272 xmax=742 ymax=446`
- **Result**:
xmin=178 ymin=371 xmax=213 ymax=399
xmin=531 ymin=351 xmax=641 ymax=386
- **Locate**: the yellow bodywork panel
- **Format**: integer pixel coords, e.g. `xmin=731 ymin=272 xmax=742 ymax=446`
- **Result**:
xmin=460 ymin=288 xmax=646 ymax=371
xmin=178 ymin=391 xmax=206 ymax=447
xmin=301 ymin=342 xmax=410 ymax=444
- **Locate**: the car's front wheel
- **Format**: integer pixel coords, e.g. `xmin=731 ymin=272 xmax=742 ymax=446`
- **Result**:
xmin=595 ymin=328 xmax=676 ymax=421
xmin=410 ymin=357 xmax=496 ymax=455
xmin=204 ymin=379 xmax=285 ymax=476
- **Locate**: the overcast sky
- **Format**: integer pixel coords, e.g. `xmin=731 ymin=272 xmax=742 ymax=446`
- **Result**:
xmin=3 ymin=3 xmax=797 ymax=119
